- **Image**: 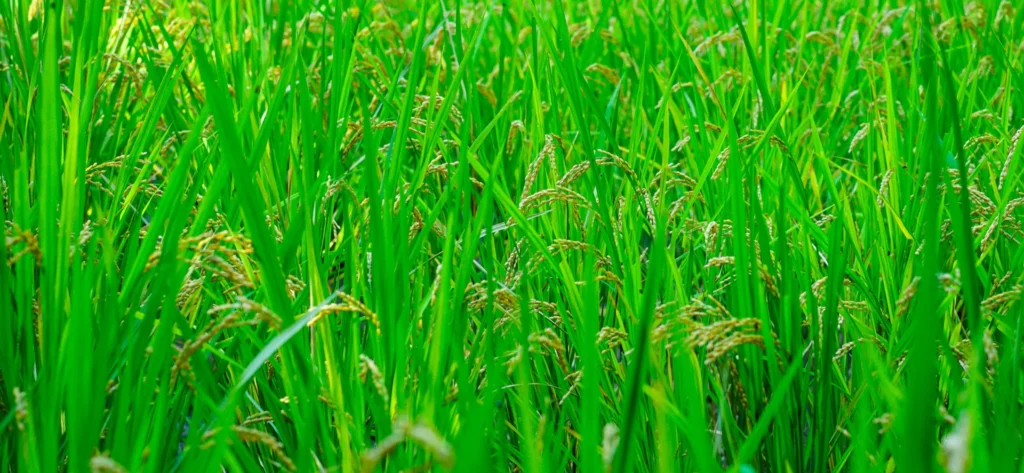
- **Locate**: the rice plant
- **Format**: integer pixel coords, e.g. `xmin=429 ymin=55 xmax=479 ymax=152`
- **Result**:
xmin=2 ymin=0 xmax=1024 ymax=472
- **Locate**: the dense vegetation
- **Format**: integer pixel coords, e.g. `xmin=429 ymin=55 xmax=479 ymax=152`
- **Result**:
xmin=3 ymin=0 xmax=1024 ymax=472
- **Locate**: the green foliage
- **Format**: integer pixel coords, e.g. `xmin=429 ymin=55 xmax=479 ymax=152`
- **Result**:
xmin=1 ymin=0 xmax=1023 ymax=472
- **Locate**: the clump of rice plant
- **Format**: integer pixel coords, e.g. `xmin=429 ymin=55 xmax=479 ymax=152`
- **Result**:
xmin=2 ymin=0 xmax=1023 ymax=472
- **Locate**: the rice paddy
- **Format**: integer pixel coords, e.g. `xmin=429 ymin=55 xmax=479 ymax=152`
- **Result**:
xmin=2 ymin=0 xmax=1024 ymax=472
